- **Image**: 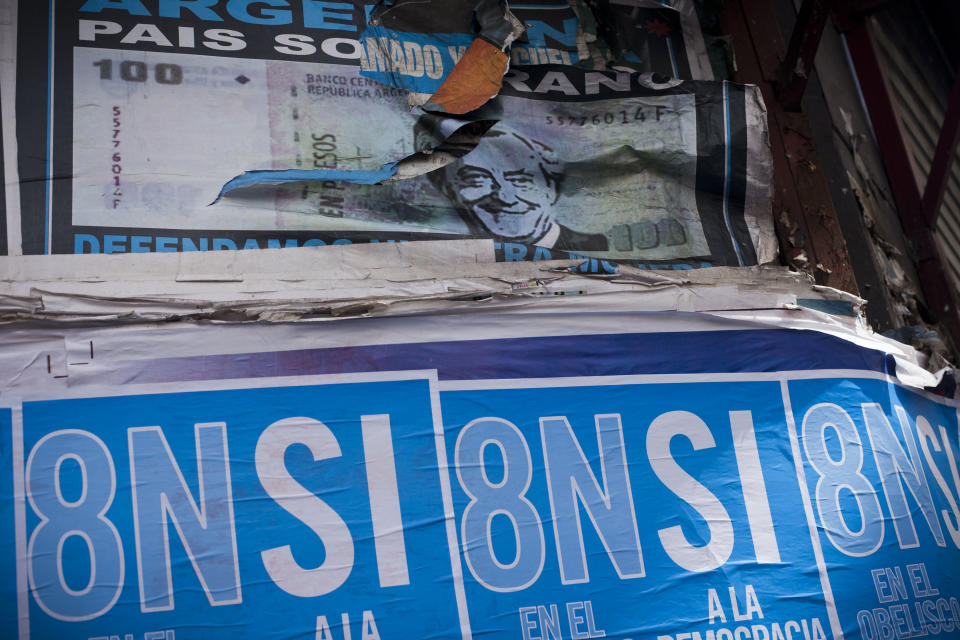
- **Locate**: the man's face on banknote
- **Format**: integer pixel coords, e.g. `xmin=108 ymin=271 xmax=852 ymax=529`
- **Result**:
xmin=450 ymin=133 xmax=557 ymax=241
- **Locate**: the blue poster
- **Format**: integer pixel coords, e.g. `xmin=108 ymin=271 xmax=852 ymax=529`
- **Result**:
xmin=3 ymin=340 xmax=960 ymax=640
xmin=440 ymin=379 xmax=833 ymax=640
xmin=12 ymin=374 xmax=467 ymax=640
xmin=788 ymin=378 xmax=960 ymax=639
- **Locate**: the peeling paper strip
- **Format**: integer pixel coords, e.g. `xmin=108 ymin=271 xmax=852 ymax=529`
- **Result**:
xmin=217 ymin=116 xmax=498 ymax=199
xmin=215 ymin=162 xmax=400 ymax=202
xmin=360 ymin=0 xmax=524 ymax=113
xmin=421 ymin=38 xmax=511 ymax=114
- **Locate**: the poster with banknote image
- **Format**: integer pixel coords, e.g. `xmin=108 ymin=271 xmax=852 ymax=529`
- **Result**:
xmin=3 ymin=0 xmax=772 ymax=269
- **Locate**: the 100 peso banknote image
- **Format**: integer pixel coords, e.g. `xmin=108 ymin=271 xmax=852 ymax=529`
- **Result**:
xmin=73 ymin=47 xmax=420 ymax=236
xmin=72 ymin=47 xmax=770 ymax=263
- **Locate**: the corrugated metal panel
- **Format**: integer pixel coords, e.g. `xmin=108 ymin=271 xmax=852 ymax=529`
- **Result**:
xmin=871 ymin=5 xmax=960 ymax=290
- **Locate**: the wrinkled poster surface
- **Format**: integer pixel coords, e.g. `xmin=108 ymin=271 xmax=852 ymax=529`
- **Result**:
xmin=1 ymin=0 xmax=774 ymax=269
xmin=1 ymin=321 xmax=959 ymax=639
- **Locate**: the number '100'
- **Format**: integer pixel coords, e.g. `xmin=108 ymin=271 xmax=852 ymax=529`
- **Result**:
xmin=93 ymin=59 xmax=183 ymax=84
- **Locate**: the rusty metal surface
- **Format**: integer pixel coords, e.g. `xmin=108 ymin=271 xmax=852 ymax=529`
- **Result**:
xmin=718 ymin=0 xmax=859 ymax=294
xmin=841 ymin=17 xmax=960 ymax=349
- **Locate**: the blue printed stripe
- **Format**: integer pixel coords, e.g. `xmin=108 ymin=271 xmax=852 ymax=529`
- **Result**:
xmin=112 ymin=329 xmax=895 ymax=385
xmin=665 ymin=35 xmax=680 ymax=78
xmin=722 ymin=81 xmax=745 ymax=266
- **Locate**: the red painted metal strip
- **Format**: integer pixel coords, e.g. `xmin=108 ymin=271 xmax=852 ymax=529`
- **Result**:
xmin=779 ymin=0 xmax=833 ymax=111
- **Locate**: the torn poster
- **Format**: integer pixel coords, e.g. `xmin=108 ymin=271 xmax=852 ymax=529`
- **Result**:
xmin=360 ymin=0 xmax=524 ymax=113
xmin=357 ymin=0 xmax=713 ymax=109
xmin=505 ymin=0 xmax=713 ymax=80
xmin=585 ymin=0 xmax=708 ymax=77
xmin=2 ymin=0 xmax=765 ymax=269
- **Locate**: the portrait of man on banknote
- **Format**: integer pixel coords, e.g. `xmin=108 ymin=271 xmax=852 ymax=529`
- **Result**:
xmin=424 ymin=128 xmax=610 ymax=251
